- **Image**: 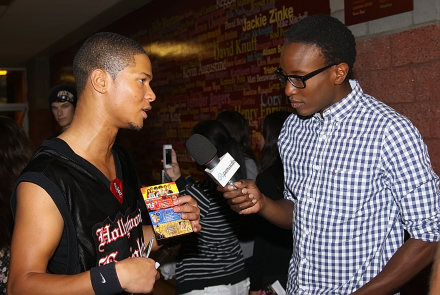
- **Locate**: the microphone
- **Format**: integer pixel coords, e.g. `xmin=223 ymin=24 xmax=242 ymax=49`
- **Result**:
xmin=186 ymin=134 xmax=240 ymax=188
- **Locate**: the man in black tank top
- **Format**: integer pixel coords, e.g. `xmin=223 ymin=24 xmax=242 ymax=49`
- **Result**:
xmin=8 ymin=32 xmax=201 ymax=295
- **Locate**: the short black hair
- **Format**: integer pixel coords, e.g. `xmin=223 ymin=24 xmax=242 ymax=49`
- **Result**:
xmin=73 ymin=32 xmax=147 ymax=96
xmin=284 ymin=14 xmax=356 ymax=72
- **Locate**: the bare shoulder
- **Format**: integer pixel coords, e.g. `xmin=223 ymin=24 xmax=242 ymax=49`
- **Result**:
xmin=15 ymin=181 xmax=64 ymax=227
xmin=11 ymin=182 xmax=64 ymax=273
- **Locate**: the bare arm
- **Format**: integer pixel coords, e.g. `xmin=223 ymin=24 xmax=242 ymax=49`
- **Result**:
xmin=8 ymin=182 xmax=159 ymax=295
xmin=352 ymin=238 xmax=438 ymax=295
xmin=429 ymin=243 xmax=440 ymax=294
xmin=8 ymin=182 xmax=95 ymax=294
xmin=219 ymin=179 xmax=294 ymax=229
xmin=143 ymin=225 xmax=159 ymax=251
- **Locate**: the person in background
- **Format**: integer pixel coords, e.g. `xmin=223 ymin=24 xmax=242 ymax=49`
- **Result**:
xmin=215 ymin=110 xmax=259 ymax=276
xmin=48 ymin=84 xmax=77 ymax=138
xmin=219 ymin=14 xmax=440 ymax=294
xmin=8 ymin=32 xmax=201 ymax=295
xmin=164 ymin=120 xmax=249 ymax=295
xmin=249 ymin=111 xmax=292 ymax=295
xmin=216 ymin=110 xmax=259 ymax=181
xmin=0 ymin=116 xmax=34 ymax=294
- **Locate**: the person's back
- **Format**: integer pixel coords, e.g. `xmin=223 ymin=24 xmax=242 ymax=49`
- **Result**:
xmin=165 ymin=120 xmax=249 ymax=294
xmin=250 ymin=111 xmax=292 ymax=294
xmin=175 ymin=176 xmax=246 ymax=294
xmin=0 ymin=116 xmax=34 ymax=294
xmin=216 ymin=110 xmax=259 ymax=181
xmin=215 ymin=110 xmax=259 ymax=275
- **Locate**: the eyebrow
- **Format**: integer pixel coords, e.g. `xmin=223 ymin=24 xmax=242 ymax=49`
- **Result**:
xmin=284 ymin=68 xmax=308 ymax=75
xmin=52 ymin=102 xmax=71 ymax=106
xmin=140 ymin=72 xmax=153 ymax=80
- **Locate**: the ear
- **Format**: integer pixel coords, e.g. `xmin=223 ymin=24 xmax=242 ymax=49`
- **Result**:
xmin=90 ymin=69 xmax=108 ymax=94
xmin=334 ymin=63 xmax=349 ymax=85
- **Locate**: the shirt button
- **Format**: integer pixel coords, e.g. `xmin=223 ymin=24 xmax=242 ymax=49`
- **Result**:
xmin=313 ymin=165 xmax=320 ymax=170
xmin=321 ymin=135 xmax=327 ymax=140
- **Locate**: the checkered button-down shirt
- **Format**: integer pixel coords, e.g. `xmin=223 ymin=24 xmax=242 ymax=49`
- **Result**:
xmin=279 ymin=80 xmax=440 ymax=294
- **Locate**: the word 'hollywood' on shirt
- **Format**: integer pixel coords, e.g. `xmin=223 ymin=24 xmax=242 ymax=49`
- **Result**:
xmin=95 ymin=210 xmax=143 ymax=252
xmin=98 ymin=237 xmax=145 ymax=266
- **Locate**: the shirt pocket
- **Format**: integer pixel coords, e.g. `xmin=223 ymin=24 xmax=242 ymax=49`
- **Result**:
xmin=321 ymin=168 xmax=373 ymax=221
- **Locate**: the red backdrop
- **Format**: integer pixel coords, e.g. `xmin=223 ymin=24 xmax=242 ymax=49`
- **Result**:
xmin=50 ymin=0 xmax=330 ymax=185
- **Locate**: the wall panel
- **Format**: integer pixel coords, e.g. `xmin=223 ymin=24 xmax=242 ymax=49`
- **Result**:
xmin=51 ymin=0 xmax=330 ymax=184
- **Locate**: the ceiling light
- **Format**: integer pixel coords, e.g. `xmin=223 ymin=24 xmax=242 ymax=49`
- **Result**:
xmin=0 ymin=70 xmax=7 ymax=75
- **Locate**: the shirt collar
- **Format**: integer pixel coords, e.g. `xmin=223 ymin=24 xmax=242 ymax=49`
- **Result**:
xmin=313 ymin=79 xmax=363 ymax=122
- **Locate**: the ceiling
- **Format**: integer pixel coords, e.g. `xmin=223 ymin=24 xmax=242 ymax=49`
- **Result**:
xmin=0 ymin=0 xmax=153 ymax=68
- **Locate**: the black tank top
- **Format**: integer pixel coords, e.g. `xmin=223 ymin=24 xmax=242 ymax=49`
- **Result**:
xmin=11 ymin=139 xmax=147 ymax=275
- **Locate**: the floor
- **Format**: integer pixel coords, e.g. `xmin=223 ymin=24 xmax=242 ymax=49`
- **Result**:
xmin=149 ymin=232 xmax=433 ymax=295
xmin=150 ymin=246 xmax=177 ymax=295
xmin=153 ymin=276 xmax=176 ymax=295
xmin=150 ymin=265 xmax=433 ymax=295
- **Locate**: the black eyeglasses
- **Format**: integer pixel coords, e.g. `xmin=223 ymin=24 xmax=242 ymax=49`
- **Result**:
xmin=274 ymin=64 xmax=337 ymax=89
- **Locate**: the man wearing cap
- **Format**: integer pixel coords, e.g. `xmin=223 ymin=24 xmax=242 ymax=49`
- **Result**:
xmin=48 ymin=84 xmax=77 ymax=137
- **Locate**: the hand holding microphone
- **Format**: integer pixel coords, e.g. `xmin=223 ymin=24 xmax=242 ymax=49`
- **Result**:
xmin=186 ymin=134 xmax=263 ymax=214
xmin=186 ymin=134 xmax=240 ymax=188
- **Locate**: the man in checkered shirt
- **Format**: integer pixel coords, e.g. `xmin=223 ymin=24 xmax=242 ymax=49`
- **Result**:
xmin=221 ymin=14 xmax=440 ymax=294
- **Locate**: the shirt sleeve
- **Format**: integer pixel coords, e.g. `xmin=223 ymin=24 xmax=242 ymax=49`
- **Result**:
xmin=174 ymin=175 xmax=188 ymax=191
xmin=181 ymin=184 xmax=210 ymax=220
xmin=381 ymin=118 xmax=440 ymax=242
xmin=244 ymin=158 xmax=258 ymax=181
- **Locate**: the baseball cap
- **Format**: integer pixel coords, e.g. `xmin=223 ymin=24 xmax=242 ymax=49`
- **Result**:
xmin=48 ymin=84 xmax=77 ymax=108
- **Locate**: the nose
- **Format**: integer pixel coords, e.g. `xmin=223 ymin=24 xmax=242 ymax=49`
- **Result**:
xmin=284 ymin=82 xmax=299 ymax=97
xmin=57 ymin=108 xmax=63 ymax=117
xmin=145 ymin=86 xmax=156 ymax=102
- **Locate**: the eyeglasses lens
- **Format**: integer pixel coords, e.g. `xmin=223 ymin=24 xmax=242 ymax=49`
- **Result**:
xmin=289 ymin=77 xmax=304 ymax=88
xmin=275 ymin=70 xmax=305 ymax=88
xmin=275 ymin=72 xmax=287 ymax=85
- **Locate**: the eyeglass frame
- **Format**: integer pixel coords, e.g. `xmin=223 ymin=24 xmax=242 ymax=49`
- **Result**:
xmin=274 ymin=63 xmax=338 ymax=89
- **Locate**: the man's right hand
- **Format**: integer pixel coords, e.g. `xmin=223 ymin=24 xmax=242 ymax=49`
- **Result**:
xmin=217 ymin=179 xmax=265 ymax=214
xmin=116 ymin=257 xmax=159 ymax=294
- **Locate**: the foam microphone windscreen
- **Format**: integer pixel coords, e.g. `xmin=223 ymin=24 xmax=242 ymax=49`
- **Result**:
xmin=186 ymin=134 xmax=217 ymax=166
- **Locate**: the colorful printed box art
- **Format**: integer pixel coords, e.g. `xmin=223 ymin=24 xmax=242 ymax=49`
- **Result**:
xmin=141 ymin=182 xmax=193 ymax=240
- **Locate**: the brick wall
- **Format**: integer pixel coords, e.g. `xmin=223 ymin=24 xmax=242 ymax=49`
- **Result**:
xmin=352 ymin=23 xmax=440 ymax=174
xmin=331 ymin=2 xmax=440 ymax=292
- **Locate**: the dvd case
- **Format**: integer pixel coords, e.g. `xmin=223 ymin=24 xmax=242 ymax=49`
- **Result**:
xmin=141 ymin=182 xmax=193 ymax=240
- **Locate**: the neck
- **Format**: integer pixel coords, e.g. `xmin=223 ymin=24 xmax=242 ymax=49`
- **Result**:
xmin=319 ymin=79 xmax=353 ymax=118
xmin=57 ymin=87 xmax=121 ymax=181
xmin=58 ymin=102 xmax=117 ymax=163
xmin=60 ymin=125 xmax=69 ymax=133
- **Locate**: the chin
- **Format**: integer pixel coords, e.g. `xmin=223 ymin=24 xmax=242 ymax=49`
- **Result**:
xmin=295 ymin=109 xmax=317 ymax=119
xmin=128 ymin=121 xmax=143 ymax=131
xmin=296 ymin=110 xmax=312 ymax=117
